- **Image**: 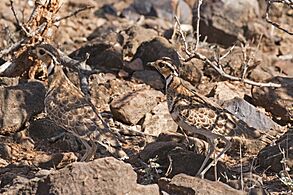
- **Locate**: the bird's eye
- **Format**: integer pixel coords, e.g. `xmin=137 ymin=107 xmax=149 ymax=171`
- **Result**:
xmin=38 ymin=49 xmax=46 ymax=56
xmin=158 ymin=63 xmax=165 ymax=68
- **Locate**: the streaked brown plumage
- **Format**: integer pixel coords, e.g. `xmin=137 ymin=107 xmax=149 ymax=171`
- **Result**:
xmin=33 ymin=44 xmax=126 ymax=161
xmin=150 ymin=57 xmax=265 ymax=177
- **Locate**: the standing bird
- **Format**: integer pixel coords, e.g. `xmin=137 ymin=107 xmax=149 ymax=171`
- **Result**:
xmin=32 ymin=44 xmax=126 ymax=161
xmin=150 ymin=57 xmax=266 ymax=177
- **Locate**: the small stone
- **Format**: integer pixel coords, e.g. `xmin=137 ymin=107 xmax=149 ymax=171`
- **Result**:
xmin=192 ymin=0 xmax=260 ymax=46
xmin=211 ymin=81 xmax=245 ymax=103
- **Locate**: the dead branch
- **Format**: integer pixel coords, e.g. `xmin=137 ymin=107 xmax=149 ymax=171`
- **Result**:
xmin=184 ymin=52 xmax=282 ymax=87
xmin=174 ymin=16 xmax=191 ymax=56
xmin=0 ymin=39 xmax=26 ymax=59
xmin=195 ymin=0 xmax=203 ymax=50
xmin=265 ymin=0 xmax=293 ymax=35
xmin=172 ymin=0 xmax=283 ymax=88
xmin=219 ymin=44 xmax=236 ymax=61
xmin=54 ymin=5 xmax=94 ymax=23
xmin=10 ymin=0 xmax=31 ymax=37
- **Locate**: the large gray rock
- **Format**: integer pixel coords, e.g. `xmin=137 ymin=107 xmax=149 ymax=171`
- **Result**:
xmin=0 ymin=81 xmax=46 ymax=135
xmin=223 ymin=97 xmax=284 ymax=132
xmin=110 ymin=88 xmax=163 ymax=125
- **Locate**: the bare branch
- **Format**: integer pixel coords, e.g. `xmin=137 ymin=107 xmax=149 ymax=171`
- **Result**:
xmin=174 ymin=15 xmax=191 ymax=56
xmin=184 ymin=52 xmax=282 ymax=87
xmin=54 ymin=5 xmax=94 ymax=23
xmin=195 ymin=0 xmax=203 ymax=50
xmin=219 ymin=44 xmax=236 ymax=61
xmin=10 ymin=0 xmax=30 ymax=36
xmin=172 ymin=7 xmax=282 ymax=88
xmin=0 ymin=39 xmax=26 ymax=58
xmin=265 ymin=0 xmax=293 ymax=35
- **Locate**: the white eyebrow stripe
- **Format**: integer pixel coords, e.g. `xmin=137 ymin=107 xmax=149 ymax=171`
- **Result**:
xmin=164 ymin=61 xmax=179 ymax=76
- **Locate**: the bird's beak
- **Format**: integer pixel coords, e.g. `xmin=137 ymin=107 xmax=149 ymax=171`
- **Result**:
xmin=147 ymin=61 xmax=156 ymax=68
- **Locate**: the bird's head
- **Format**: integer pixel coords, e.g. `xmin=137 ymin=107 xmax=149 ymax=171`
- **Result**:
xmin=149 ymin=57 xmax=179 ymax=79
xmin=32 ymin=44 xmax=61 ymax=79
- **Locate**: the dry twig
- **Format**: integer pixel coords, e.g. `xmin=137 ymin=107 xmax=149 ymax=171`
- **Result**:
xmin=174 ymin=16 xmax=191 ymax=56
xmin=173 ymin=0 xmax=282 ymax=88
xmin=54 ymin=5 xmax=94 ymax=22
xmin=195 ymin=0 xmax=203 ymax=50
xmin=184 ymin=52 xmax=282 ymax=87
xmin=265 ymin=0 xmax=293 ymax=35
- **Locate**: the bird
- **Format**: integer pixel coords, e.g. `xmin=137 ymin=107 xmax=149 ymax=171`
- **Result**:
xmin=149 ymin=57 xmax=266 ymax=178
xmin=32 ymin=44 xmax=126 ymax=161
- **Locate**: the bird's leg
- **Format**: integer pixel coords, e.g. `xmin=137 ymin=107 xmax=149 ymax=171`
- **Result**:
xmin=88 ymin=139 xmax=97 ymax=160
xmin=80 ymin=139 xmax=92 ymax=162
xmin=198 ymin=135 xmax=231 ymax=179
xmin=196 ymin=137 xmax=215 ymax=178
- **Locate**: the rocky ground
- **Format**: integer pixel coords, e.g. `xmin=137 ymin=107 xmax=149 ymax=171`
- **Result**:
xmin=0 ymin=0 xmax=292 ymax=194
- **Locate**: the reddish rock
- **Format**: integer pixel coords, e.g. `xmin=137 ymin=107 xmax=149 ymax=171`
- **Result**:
xmin=110 ymin=88 xmax=164 ymax=124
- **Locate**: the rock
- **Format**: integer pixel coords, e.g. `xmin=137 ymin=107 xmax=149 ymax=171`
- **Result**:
xmin=122 ymin=26 xmax=158 ymax=59
xmin=252 ymin=76 xmax=293 ymax=122
xmin=0 ymin=77 xmax=19 ymax=86
xmin=179 ymin=59 xmax=202 ymax=87
xmin=132 ymin=0 xmax=192 ymax=24
xmin=142 ymin=102 xmax=178 ymax=136
xmin=164 ymin=147 xmax=230 ymax=181
xmin=1 ymin=157 xmax=159 ymax=194
xmin=14 ymin=130 xmax=35 ymax=151
xmin=125 ymin=58 xmax=144 ymax=71
xmin=257 ymin=129 xmax=293 ymax=173
xmin=0 ymin=81 xmax=46 ymax=135
xmin=274 ymin=59 xmax=293 ymax=76
xmin=139 ymin=139 xmax=230 ymax=181
xmin=110 ymin=88 xmax=164 ymax=125
xmin=69 ymin=35 xmax=123 ymax=70
xmin=37 ymin=152 xmax=78 ymax=169
xmin=249 ymin=65 xmax=279 ymax=82
xmin=192 ymin=0 xmax=260 ymax=47
xmin=222 ymin=97 xmax=283 ymax=132
xmin=158 ymin=174 xmax=246 ymax=195
xmin=87 ymin=20 xmax=119 ymax=41
xmin=226 ymin=173 xmax=267 ymax=194
xmin=132 ymin=70 xmax=164 ymax=90
xmin=211 ymin=81 xmax=246 ymax=103
xmin=37 ymin=157 xmax=160 ymax=195
xmin=134 ymin=37 xmax=181 ymax=66
xmin=0 ymin=175 xmax=42 ymax=195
